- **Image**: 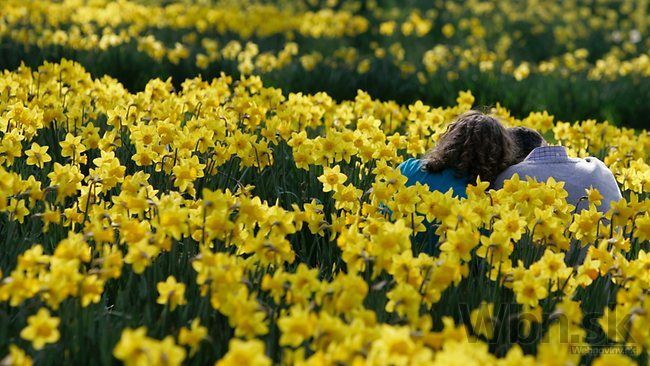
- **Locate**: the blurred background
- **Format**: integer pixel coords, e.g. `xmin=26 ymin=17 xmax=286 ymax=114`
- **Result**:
xmin=1 ymin=0 xmax=649 ymax=128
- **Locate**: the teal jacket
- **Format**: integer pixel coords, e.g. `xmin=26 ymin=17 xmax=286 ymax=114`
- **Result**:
xmin=398 ymin=158 xmax=468 ymax=198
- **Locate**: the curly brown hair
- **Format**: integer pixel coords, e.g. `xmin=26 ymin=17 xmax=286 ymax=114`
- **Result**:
xmin=421 ymin=110 xmax=515 ymax=184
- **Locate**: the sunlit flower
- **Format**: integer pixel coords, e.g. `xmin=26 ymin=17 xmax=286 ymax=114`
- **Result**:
xmin=157 ymin=276 xmax=187 ymax=310
xmin=20 ymin=308 xmax=60 ymax=350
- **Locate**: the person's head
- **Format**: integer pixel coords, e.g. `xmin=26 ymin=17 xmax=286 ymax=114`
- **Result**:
xmin=421 ymin=110 xmax=514 ymax=184
xmin=508 ymin=126 xmax=546 ymax=163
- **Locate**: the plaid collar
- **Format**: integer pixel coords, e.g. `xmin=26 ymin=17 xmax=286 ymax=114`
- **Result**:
xmin=524 ymin=146 xmax=573 ymax=163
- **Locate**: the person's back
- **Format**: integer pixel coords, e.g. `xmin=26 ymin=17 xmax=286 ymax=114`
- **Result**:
xmin=398 ymin=158 xmax=468 ymax=198
xmin=494 ymin=146 xmax=622 ymax=212
xmin=400 ymin=110 xmax=515 ymax=198
xmin=396 ymin=110 xmax=515 ymax=255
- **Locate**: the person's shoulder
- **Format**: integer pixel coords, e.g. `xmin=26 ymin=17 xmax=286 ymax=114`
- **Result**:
xmin=497 ymin=161 xmax=532 ymax=178
xmin=575 ymin=156 xmax=621 ymax=199
xmin=494 ymin=162 xmax=532 ymax=188
xmin=576 ymin=156 xmax=612 ymax=173
xmin=398 ymin=158 xmax=422 ymax=175
xmin=440 ymin=167 xmax=468 ymax=183
xmin=581 ymin=156 xmax=607 ymax=166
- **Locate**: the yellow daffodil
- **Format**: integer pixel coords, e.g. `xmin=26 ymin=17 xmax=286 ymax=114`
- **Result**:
xmin=318 ymin=165 xmax=347 ymax=192
xmin=20 ymin=308 xmax=60 ymax=350
xmin=157 ymin=276 xmax=187 ymax=310
xmin=25 ymin=143 xmax=51 ymax=168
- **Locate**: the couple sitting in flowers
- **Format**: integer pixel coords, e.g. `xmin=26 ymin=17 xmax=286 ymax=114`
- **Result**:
xmin=399 ymin=110 xmax=622 ymax=212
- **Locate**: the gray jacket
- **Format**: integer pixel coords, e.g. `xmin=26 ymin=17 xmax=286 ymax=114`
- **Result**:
xmin=494 ymin=146 xmax=622 ymax=213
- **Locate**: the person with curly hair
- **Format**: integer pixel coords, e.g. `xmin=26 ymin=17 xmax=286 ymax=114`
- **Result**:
xmin=398 ymin=110 xmax=515 ymax=197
